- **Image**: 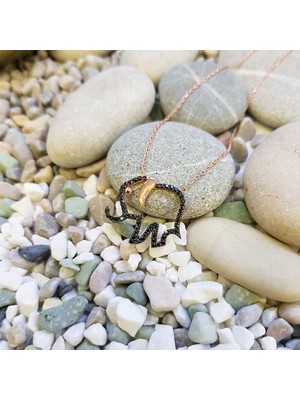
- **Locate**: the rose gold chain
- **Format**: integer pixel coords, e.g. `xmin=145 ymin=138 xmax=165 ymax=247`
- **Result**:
xmin=139 ymin=50 xmax=293 ymax=191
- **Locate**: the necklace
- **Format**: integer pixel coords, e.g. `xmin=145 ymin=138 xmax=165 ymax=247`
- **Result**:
xmin=105 ymin=50 xmax=293 ymax=247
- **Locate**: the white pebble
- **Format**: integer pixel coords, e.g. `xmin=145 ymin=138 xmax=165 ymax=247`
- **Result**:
xmin=1 ymin=223 xmax=11 ymax=237
xmin=262 ymin=307 xmax=278 ymax=328
xmin=83 ymin=175 xmax=98 ymax=196
xmin=182 ymin=281 xmax=223 ymax=307
xmin=51 ymin=237 xmax=67 ymax=261
xmin=165 ymin=222 xmax=187 ymax=245
xmin=52 ymin=336 xmax=66 ymax=350
xmin=173 ymin=304 xmax=191 ymax=328
xmin=32 ymin=234 xmax=50 ymax=246
xmin=156 ymin=256 xmax=171 ymax=268
xmin=149 ymin=236 xmax=176 ymax=258
xmin=259 ymin=336 xmax=277 ymax=350
xmin=0 ymin=246 xmax=10 ymax=260
xmin=27 ymin=311 xmax=39 ymax=332
xmin=164 ymin=266 xmax=178 ymax=282
xmin=33 ymin=330 xmax=54 ymax=350
xmin=67 ymin=240 xmax=77 ymax=258
xmin=9 ymin=223 xmax=25 ymax=237
xmin=43 ymin=297 xmax=62 ymax=310
xmin=127 ymin=253 xmax=142 ymax=271
xmin=6 ymin=305 xmax=18 ymax=323
xmin=11 ymin=267 xmax=27 ymax=277
xmin=211 ymin=343 xmax=240 ymax=350
xmin=113 ymin=260 xmax=131 ymax=273
xmin=84 ymin=323 xmax=107 ymax=346
xmin=148 ymin=324 xmax=176 ymax=350
xmin=168 ymin=251 xmax=190 ymax=267
xmin=59 ymin=267 xmax=76 ymax=279
xmin=116 ymin=298 xmax=147 ymax=336
xmin=178 ymin=261 xmax=202 ymax=282
xmin=93 ymin=285 xmax=116 ymax=307
xmin=146 ymin=260 xmax=166 ymax=276
xmin=143 ymin=313 xmax=159 ymax=326
xmin=85 ymin=226 xmax=103 ymax=243
xmin=16 ymin=281 xmax=39 ymax=317
xmin=128 ymin=339 xmax=148 ymax=350
xmin=76 ymin=240 xmax=92 ymax=254
xmin=248 ymin=322 xmax=266 ymax=339
xmin=105 ymin=341 xmax=128 ymax=350
xmin=0 ymin=341 xmax=10 ymax=350
xmin=22 ymin=183 xmax=45 ymax=202
xmin=63 ymin=322 xmax=85 ymax=346
xmin=101 ymin=245 xmax=121 ymax=264
xmin=135 ymin=235 xmax=151 ymax=252
xmin=73 ymin=252 xmax=94 ymax=264
xmin=210 ymin=298 xmax=235 ymax=323
xmin=31 ymin=272 xmax=49 ymax=288
xmin=0 ymin=271 xmax=23 ymax=290
xmin=231 ymin=326 xmax=254 ymax=350
xmin=102 ymin=223 xmax=122 ymax=246
xmin=188 ymin=344 xmax=211 ymax=350
xmin=0 ymin=260 xmax=11 ymax=272
xmin=8 ymin=235 xmax=32 ymax=248
xmin=217 ymin=327 xmax=236 ymax=344
xmin=11 ymin=197 xmax=35 ymax=218
xmin=106 ymin=297 xmax=123 ymax=324
xmin=191 ymin=271 xmax=218 ymax=283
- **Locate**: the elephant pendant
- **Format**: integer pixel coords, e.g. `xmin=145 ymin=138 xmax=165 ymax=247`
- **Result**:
xmin=105 ymin=176 xmax=185 ymax=247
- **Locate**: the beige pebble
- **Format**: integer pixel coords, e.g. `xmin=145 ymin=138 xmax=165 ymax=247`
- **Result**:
xmin=230 ymin=137 xmax=248 ymax=163
xmin=97 ymin=167 xmax=111 ymax=192
xmin=23 ymin=114 xmax=50 ymax=133
xmin=279 ymin=302 xmax=300 ymax=324
xmin=89 ymin=194 xmax=114 ymax=226
xmin=187 ymin=217 xmax=300 ymax=302
xmin=237 ymin=117 xmax=256 ymax=142
xmin=58 ymin=167 xmax=77 ymax=180
xmin=20 ymin=159 xmax=37 ymax=183
xmin=33 ymin=166 xmax=53 ymax=183
xmin=266 ymin=318 xmax=293 ymax=342
xmin=76 ymin=158 xmax=105 ymax=178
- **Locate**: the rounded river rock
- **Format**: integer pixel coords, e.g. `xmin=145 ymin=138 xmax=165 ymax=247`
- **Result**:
xmin=106 ymin=121 xmax=235 ymax=219
xmin=47 ymin=66 xmax=155 ymax=168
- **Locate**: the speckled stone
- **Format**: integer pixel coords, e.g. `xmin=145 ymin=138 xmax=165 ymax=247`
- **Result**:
xmin=38 ymin=296 xmax=88 ymax=333
xmin=159 ymin=60 xmax=247 ymax=134
xmin=47 ymin=67 xmax=155 ymax=168
xmin=0 ymin=289 xmax=16 ymax=307
xmin=224 ymin=284 xmax=260 ymax=312
xmin=219 ymin=50 xmax=300 ymax=128
xmin=214 ymin=201 xmax=254 ymax=224
xmin=244 ymin=122 xmax=300 ymax=247
xmin=106 ymin=122 xmax=235 ymax=219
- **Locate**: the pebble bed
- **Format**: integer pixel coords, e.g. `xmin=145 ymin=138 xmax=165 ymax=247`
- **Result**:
xmin=0 ymin=50 xmax=298 ymax=350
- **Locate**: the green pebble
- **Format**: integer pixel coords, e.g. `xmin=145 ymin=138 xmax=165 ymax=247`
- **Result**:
xmin=214 ymin=201 xmax=255 ymax=224
xmin=136 ymin=326 xmax=155 ymax=341
xmin=108 ymin=324 xmax=132 ymax=345
xmin=126 ymin=283 xmax=148 ymax=305
xmin=65 ymin=197 xmax=88 ymax=219
xmin=76 ymin=339 xmax=100 ymax=350
xmin=225 ymin=284 xmax=260 ymax=312
xmin=59 ymin=258 xmax=80 ymax=271
xmin=142 ymin=216 xmax=166 ymax=226
xmin=188 ymin=303 xmax=208 ymax=319
xmin=37 ymin=295 xmax=88 ymax=333
xmin=0 ymin=198 xmax=15 ymax=217
xmin=146 ymin=303 xmax=165 ymax=318
xmin=76 ymin=258 xmax=99 ymax=286
xmin=24 ymin=345 xmax=41 ymax=350
xmin=188 ymin=312 xmax=219 ymax=344
xmin=0 ymin=289 xmax=16 ymax=307
xmin=77 ymin=290 xmax=94 ymax=302
xmin=139 ymin=250 xmax=152 ymax=270
xmin=294 ymin=343 xmax=300 ymax=350
xmin=63 ymin=180 xmax=85 ymax=198
xmin=0 ymin=151 xmax=19 ymax=174
xmin=114 ymin=286 xmax=129 ymax=298
xmin=111 ymin=221 xmax=135 ymax=239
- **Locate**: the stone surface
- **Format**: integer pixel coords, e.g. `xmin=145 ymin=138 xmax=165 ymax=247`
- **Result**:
xmin=75 ymin=258 xmax=99 ymax=286
xmin=63 ymin=180 xmax=85 ymax=198
xmin=279 ymin=302 xmax=300 ymax=324
xmin=0 ymin=289 xmax=16 ymax=307
xmin=106 ymin=122 xmax=235 ymax=219
xmin=182 ymin=281 xmax=223 ymax=307
xmin=38 ymin=296 xmax=88 ymax=333
xmin=148 ymin=324 xmax=176 ymax=350
xmin=210 ymin=299 xmax=235 ymax=323
xmin=126 ymin=282 xmax=148 ymax=305
xmin=266 ymin=318 xmax=293 ymax=342
xmin=116 ymin=298 xmax=147 ymax=336
xmin=89 ymin=261 xmax=112 ymax=294
xmin=244 ymin=122 xmax=300 ymax=247
xmin=143 ymin=274 xmax=180 ymax=312
xmin=214 ymin=201 xmax=254 ymax=224
xmin=0 ymin=50 xmax=32 ymax=66
xmin=84 ymin=323 xmax=107 ymax=346
xmin=231 ymin=326 xmax=254 ymax=350
xmin=65 ymin=197 xmax=88 ymax=219
xmin=108 ymin=324 xmax=132 ymax=345
xmin=235 ymin=304 xmax=263 ymax=327
xmin=0 ymin=182 xmax=22 ymax=201
xmin=224 ymin=284 xmax=259 ymax=312
xmin=159 ymin=60 xmax=247 ymax=134
xmin=188 ymin=312 xmax=218 ymax=344
xmin=49 ymin=50 xmax=111 ymax=61
xmin=18 ymin=245 xmax=51 ymax=262
xmin=219 ymin=50 xmax=300 ymax=128
xmin=47 ymin=66 xmax=155 ymax=168
xmin=63 ymin=322 xmax=85 ymax=346
xmin=187 ymin=217 xmax=300 ymax=302
xmin=89 ymin=194 xmax=114 ymax=226
xmin=35 ymin=212 xmax=59 ymax=238
xmin=16 ymin=281 xmax=39 ymax=317
xmin=120 ymin=50 xmax=198 ymax=85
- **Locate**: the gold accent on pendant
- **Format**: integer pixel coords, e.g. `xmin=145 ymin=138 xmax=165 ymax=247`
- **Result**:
xmin=138 ymin=177 xmax=157 ymax=208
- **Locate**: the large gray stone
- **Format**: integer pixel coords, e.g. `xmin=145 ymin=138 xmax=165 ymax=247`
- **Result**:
xmin=47 ymin=66 xmax=155 ymax=168
xmin=159 ymin=60 xmax=247 ymax=134
xmin=106 ymin=121 xmax=235 ymax=219
xmin=244 ymin=122 xmax=300 ymax=247
xmin=218 ymin=50 xmax=300 ymax=128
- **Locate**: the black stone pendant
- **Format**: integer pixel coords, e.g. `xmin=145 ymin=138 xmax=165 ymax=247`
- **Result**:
xmin=105 ymin=176 xmax=185 ymax=247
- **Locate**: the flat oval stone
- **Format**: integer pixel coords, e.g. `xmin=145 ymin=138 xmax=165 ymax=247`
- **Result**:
xmin=159 ymin=61 xmax=247 ymax=134
xmin=244 ymin=122 xmax=300 ymax=247
xmin=120 ymin=50 xmax=198 ymax=85
xmin=18 ymin=245 xmax=51 ymax=262
xmin=187 ymin=217 xmax=300 ymax=302
xmin=47 ymin=66 xmax=155 ymax=168
xmin=218 ymin=50 xmax=300 ymax=128
xmin=106 ymin=122 xmax=235 ymax=219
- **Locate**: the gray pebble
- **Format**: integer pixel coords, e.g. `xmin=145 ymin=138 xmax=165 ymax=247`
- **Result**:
xmin=35 ymin=212 xmax=59 ymax=238
xmin=89 ymin=261 xmax=112 ymax=294
xmin=48 ymin=175 xmax=66 ymax=201
xmin=86 ymin=306 xmax=107 ymax=327
xmin=162 ymin=313 xmax=180 ymax=328
xmin=0 ymin=306 xmax=7 ymax=325
xmin=29 ymin=140 xmax=47 ymax=159
xmin=0 ymin=289 xmax=16 ymax=308
xmin=0 ymin=182 xmax=22 ymax=200
xmin=91 ymin=233 xmax=112 ymax=255
xmin=20 ymin=159 xmax=36 ymax=182
xmin=27 ymin=106 xmax=43 ymax=120
xmin=39 ymin=277 xmax=61 ymax=301
xmin=75 ymin=258 xmax=99 ymax=287
xmin=235 ymin=303 xmax=263 ymax=327
xmin=38 ymin=295 xmax=88 ymax=333
xmin=230 ymin=137 xmax=248 ymax=163
xmin=174 ymin=328 xmax=191 ymax=349
xmin=188 ymin=312 xmax=219 ymax=344
xmin=44 ymin=257 xmax=60 ymax=278
xmin=18 ymin=244 xmax=51 ymax=262
xmin=237 ymin=117 xmax=256 ymax=142
xmin=136 ymin=326 xmax=155 ymax=341
xmin=89 ymin=194 xmax=114 ymax=226
xmin=10 ymin=248 xmax=36 ymax=270
xmin=113 ymin=271 xmax=145 ymax=285
xmin=56 ymin=212 xmax=77 ymax=229
xmin=126 ymin=282 xmax=148 ymax=305
xmin=67 ymin=225 xmax=85 ymax=244
xmin=76 ymin=340 xmax=100 ymax=350
xmin=108 ymin=324 xmax=132 ymax=344
xmin=266 ymin=318 xmax=293 ymax=343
